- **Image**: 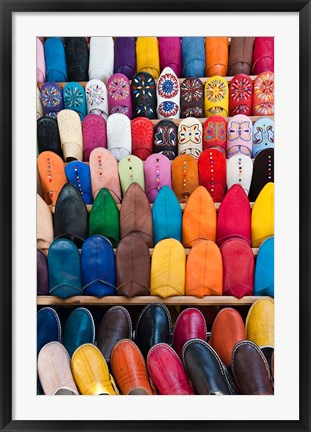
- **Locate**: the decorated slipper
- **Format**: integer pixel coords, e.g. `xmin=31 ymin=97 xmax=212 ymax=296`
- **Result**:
xmin=227 ymin=114 xmax=253 ymax=159
xmin=150 ymin=239 xmax=186 ymax=299
xmin=37 ymin=87 xmax=43 ymax=119
xmin=57 ymin=109 xmax=83 ymax=161
xmin=107 ymin=113 xmax=132 ymax=161
xmin=131 ymin=72 xmax=157 ymax=119
xmin=116 ymin=233 xmax=150 ymax=297
xmin=65 ymin=161 xmax=93 ymax=205
xmin=205 ymin=37 xmax=229 ymax=77
xmin=89 ymin=147 xmax=121 ymax=202
xmin=37 ymin=38 xmax=46 ymax=83
xmin=37 ymin=194 xmax=54 ymax=250
xmin=178 ymin=117 xmax=203 ymax=159
xmin=136 ymin=37 xmax=160 ymax=79
xmin=85 ymin=79 xmax=109 ymax=119
xmin=171 ymin=154 xmax=199 ymax=203
xmin=245 ymin=298 xmax=274 ymax=348
xmin=44 ymin=37 xmax=67 ymax=82
xmin=107 ymin=73 xmax=132 ymax=118
xmin=252 ymin=117 xmax=275 ymax=157
xmin=153 ymin=120 xmax=178 ymax=160
xmin=253 ymin=71 xmax=274 ymax=115
xmin=180 ymin=77 xmax=204 ymax=118
xmin=118 ymin=155 xmax=144 ymax=196
xmin=63 ymin=82 xmax=86 ymax=120
xmin=82 ymin=114 xmax=107 ymax=162
xmin=249 ymin=148 xmax=274 ymax=201
xmin=63 ymin=308 xmax=95 ymax=357
xmin=252 ymin=37 xmax=274 ymax=75
xmin=204 ymin=76 xmax=229 ymax=118
xmin=228 ymin=37 xmax=254 ymax=76
xmin=220 ymin=238 xmax=254 ymax=298
xmin=88 ymin=37 xmax=114 ymax=83
xmin=198 ymin=149 xmax=227 ymax=203
xmin=144 ymin=154 xmax=172 ymax=203
xmin=156 ymin=67 xmax=180 ymax=119
xmin=37 ymin=249 xmax=49 ymax=295
xmin=203 ymin=115 xmax=227 ymax=155
xmin=48 ymin=238 xmax=82 ymax=298
xmin=186 ymin=240 xmax=223 ymax=297
xmin=37 ymin=151 xmax=67 ymax=205
xmin=37 ymin=308 xmax=61 ymax=355
xmin=254 ymin=237 xmax=274 ymax=297
xmin=152 ymin=185 xmax=182 ymax=244
xmin=131 ymin=117 xmax=153 ymax=160
xmin=181 ymin=37 xmax=205 ymax=78
xmin=182 ymin=186 xmax=216 ymax=247
xmin=37 ymin=117 xmax=62 ymax=158
xmin=65 ymin=37 xmax=89 ymax=82
xmin=114 ymin=37 xmax=136 ymax=80
xmin=251 ymin=182 xmax=274 ymax=248
xmin=120 ymin=182 xmax=153 ymax=247
xmin=229 ymin=74 xmax=253 ymax=116
xmin=226 ymin=154 xmax=253 ymax=195
xmin=81 ymin=235 xmax=116 ymax=297
xmin=158 ymin=37 xmax=182 ymax=78
xmin=40 ymin=82 xmax=64 ymax=118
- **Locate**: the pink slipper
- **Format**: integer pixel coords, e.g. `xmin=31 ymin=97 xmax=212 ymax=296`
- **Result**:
xmin=82 ymin=114 xmax=107 ymax=162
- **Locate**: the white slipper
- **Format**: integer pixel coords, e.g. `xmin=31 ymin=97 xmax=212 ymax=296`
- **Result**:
xmin=89 ymin=37 xmax=114 ymax=83
xmin=156 ymin=67 xmax=180 ymax=119
xmin=85 ymin=79 xmax=109 ymax=120
xmin=178 ymin=117 xmax=203 ymax=159
xmin=226 ymin=154 xmax=253 ymax=195
xmin=107 ymin=113 xmax=132 ymax=161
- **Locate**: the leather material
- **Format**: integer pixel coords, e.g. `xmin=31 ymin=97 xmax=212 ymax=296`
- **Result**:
xmin=156 ymin=67 xmax=180 ymax=119
xmin=88 ymin=37 xmax=114 ymax=83
xmin=131 ymin=117 xmax=153 ymax=160
xmin=205 ymin=37 xmax=228 ymax=76
xmin=107 ymin=113 xmax=132 ymax=161
xmin=135 ymin=303 xmax=172 ymax=359
xmin=72 ymin=344 xmax=118 ymax=395
xmin=152 ymin=185 xmax=182 ymax=244
xmin=136 ymin=37 xmax=160 ymax=80
xmin=153 ymin=120 xmax=178 ymax=160
xmin=254 ymin=237 xmax=274 ymax=297
xmin=89 ymin=147 xmax=121 ymax=203
xmin=186 ymin=240 xmax=223 ymax=297
xmin=97 ymin=306 xmax=132 ymax=367
xmin=37 ymin=38 xmax=46 ymax=83
xmin=54 ymin=183 xmax=88 ymax=247
xmin=172 ymin=154 xmax=199 ymax=203
xmin=203 ymin=115 xmax=227 ymax=155
xmin=37 ymin=117 xmax=63 ymax=158
xmin=63 ymin=82 xmax=87 ymax=120
xmin=178 ymin=117 xmax=203 ymax=159
xmin=81 ymin=235 xmax=116 ymax=297
xmin=38 ymin=342 xmax=79 ymax=395
xmin=226 ymin=154 xmax=253 ymax=195
xmin=182 ymin=186 xmax=216 ymax=246
xmin=158 ymin=37 xmax=182 ymax=78
xmin=198 ymin=149 xmax=227 ymax=203
xmin=63 ymin=308 xmax=95 ymax=357
xmin=37 ymin=307 xmax=61 ymax=354
xmin=252 ymin=118 xmax=275 ymax=157
xmin=252 ymin=37 xmax=274 ymax=75
xmin=181 ymin=37 xmax=205 ymax=78
xmin=111 ymin=339 xmax=153 ymax=395
xmin=37 ymin=194 xmax=54 ymax=249
xmin=227 ymin=114 xmax=253 ymax=158
xmin=180 ymin=77 xmax=204 ymax=118
xmin=144 ymin=154 xmax=172 ymax=203
xmin=172 ymin=308 xmax=207 ymax=359
xmin=182 ymin=339 xmax=237 ymax=395
xmin=251 ymin=182 xmax=274 ymax=248
xmin=37 ymin=249 xmax=49 ymax=295
xmin=48 ymin=238 xmax=82 ymax=298
xmin=231 ymin=340 xmax=274 ymax=395
xmin=220 ymin=238 xmax=254 ymax=298
xmin=229 ymin=74 xmax=253 ymax=117
xmin=253 ymin=71 xmax=274 ymax=115
xmin=249 ymin=148 xmax=274 ymax=202
xmin=65 ymin=161 xmax=93 ymax=205
xmin=204 ymin=76 xmax=229 ymax=118
xmin=147 ymin=343 xmax=194 ymax=395
xmin=245 ymin=298 xmax=274 ymax=348
xmin=216 ymin=184 xmax=251 ymax=246
xmin=209 ymin=308 xmax=246 ymax=367
xmin=271 ymin=351 xmax=274 ymax=379
xmin=65 ymin=37 xmax=89 ymax=82
xmin=89 ymin=187 xmax=120 ymax=248
xmin=82 ymin=114 xmax=107 ymax=162
xmin=228 ymin=37 xmax=254 ymax=75
xmin=131 ymin=72 xmax=157 ymax=119
xmin=57 ymin=109 xmax=83 ymax=161
xmin=40 ymin=82 xmax=64 ymax=118
xmin=44 ymin=38 xmax=68 ymax=82
xmin=37 ymin=87 xmax=43 ymax=119
xmin=150 ymin=239 xmax=186 ymax=298
xmin=120 ymin=182 xmax=153 ymax=247
xmin=116 ymin=233 xmax=150 ymax=297
xmin=107 ymin=73 xmax=132 ymax=119
xmin=114 ymin=37 xmax=136 ymax=80
xmin=37 ymin=151 xmax=67 ymax=205
xmin=118 ymin=155 xmax=144 ymax=196
xmin=85 ymin=79 xmax=109 ymax=119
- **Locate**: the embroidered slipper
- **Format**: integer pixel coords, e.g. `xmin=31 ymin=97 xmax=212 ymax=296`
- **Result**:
xmin=88 ymin=37 xmax=114 ymax=83
xmin=172 ymin=154 xmax=199 ymax=203
xmin=37 ymin=194 xmax=54 ymax=250
xmin=227 ymin=114 xmax=253 ymax=159
xmin=144 ymin=154 xmax=172 ymax=203
xmin=203 ymin=115 xmax=227 ymax=155
xmin=158 ymin=37 xmax=182 ymax=78
xmin=37 ymin=87 xmax=43 ymax=119
xmin=204 ymin=76 xmax=229 ymax=118
xmin=63 ymin=308 xmax=95 ymax=357
xmin=82 ymin=113 xmax=107 ymax=162
xmin=118 ymin=155 xmax=144 ymax=196
xmin=63 ymin=82 xmax=87 ymax=120
xmin=57 ymin=109 xmax=83 ymax=161
xmin=44 ymin=37 xmax=67 ymax=82
xmin=65 ymin=37 xmax=89 ymax=82
xmin=181 ymin=37 xmax=205 ymax=78
xmin=251 ymin=182 xmax=274 ymax=248
xmin=252 ymin=117 xmax=275 ymax=157
xmin=229 ymin=74 xmax=253 ymax=117
xmin=205 ymin=37 xmax=229 ymax=77
xmin=253 ymin=71 xmax=274 ymax=115
xmin=228 ymin=37 xmax=254 ymax=76
xmin=254 ymin=237 xmax=274 ymax=297
xmin=37 ymin=117 xmax=62 ymax=158
xmin=40 ymin=82 xmax=64 ymax=118
xmin=249 ymin=148 xmax=274 ymax=202
xmin=226 ymin=154 xmax=253 ymax=195
xmin=156 ymin=67 xmax=180 ymax=119
xmin=37 ymin=151 xmax=67 ymax=205
xmin=180 ymin=77 xmax=204 ymax=118
xmin=178 ymin=117 xmax=203 ymax=159
xmin=198 ymin=149 xmax=227 ymax=203
xmin=37 ymin=308 xmax=61 ymax=354
xmin=65 ymin=161 xmax=93 ymax=205
xmin=153 ymin=120 xmax=178 ymax=160
xmin=252 ymin=37 xmax=274 ymax=75
xmin=37 ymin=249 xmax=49 ymax=295
xmin=107 ymin=73 xmax=132 ymax=118
xmin=107 ymin=113 xmax=132 ymax=161
xmin=114 ymin=37 xmax=136 ymax=80
xmin=37 ymin=38 xmax=46 ymax=83
xmin=131 ymin=72 xmax=157 ymax=119
xmin=131 ymin=117 xmax=153 ymax=160
xmin=85 ymin=79 xmax=109 ymax=120
xmin=136 ymin=37 xmax=160 ymax=79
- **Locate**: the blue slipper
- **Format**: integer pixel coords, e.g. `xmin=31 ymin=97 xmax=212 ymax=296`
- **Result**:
xmin=63 ymin=82 xmax=87 ymax=120
xmin=182 ymin=37 xmax=205 ymax=78
xmin=65 ymin=161 xmax=93 ymax=205
xmin=37 ymin=307 xmax=61 ymax=354
xmin=44 ymin=38 xmax=68 ymax=82
xmin=254 ymin=237 xmax=274 ymax=297
xmin=62 ymin=308 xmax=95 ymax=357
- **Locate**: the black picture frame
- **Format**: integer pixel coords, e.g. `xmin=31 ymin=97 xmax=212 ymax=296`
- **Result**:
xmin=1 ymin=1 xmax=310 ymax=431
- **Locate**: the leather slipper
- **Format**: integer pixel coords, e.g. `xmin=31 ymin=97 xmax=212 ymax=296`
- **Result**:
xmin=172 ymin=154 xmax=199 ymax=202
xmin=159 ymin=37 xmax=182 ymax=78
xmin=118 ymin=155 xmax=144 ymax=196
xmin=227 ymin=114 xmax=253 ymax=158
xmin=144 ymin=154 xmax=172 ymax=203
xmin=254 ymin=237 xmax=274 ymax=297
xmin=88 ymin=37 xmax=114 ymax=83
xmin=37 ymin=307 xmax=61 ymax=354
xmin=228 ymin=37 xmax=254 ymax=76
xmin=85 ymin=79 xmax=108 ymax=119
xmin=37 ymin=38 xmax=46 ymax=83
xmin=114 ymin=37 xmax=136 ymax=80
xmin=203 ymin=115 xmax=227 ymax=155
xmin=156 ymin=66 xmax=180 ymax=119
xmin=82 ymin=114 xmax=107 ymax=162
xmin=198 ymin=149 xmax=227 ymax=203
xmin=249 ymin=148 xmax=274 ymax=201
xmin=178 ymin=117 xmax=202 ymax=159
xmin=37 ymin=249 xmax=49 ymax=295
xmin=245 ymin=298 xmax=274 ymax=348
xmin=204 ymin=76 xmax=229 ymax=118
xmin=63 ymin=308 xmax=95 ymax=357
xmin=180 ymin=77 xmax=204 ymax=118
xmin=107 ymin=73 xmax=132 ymax=118
xmin=226 ymin=154 xmax=253 ymax=195
xmin=253 ymin=71 xmax=274 ymax=115
xmin=37 ymin=151 xmax=67 ymax=205
xmin=40 ymin=82 xmax=64 ymax=118
xmin=63 ymin=82 xmax=87 ymax=120
xmin=251 ymin=182 xmax=274 ymax=248
xmin=229 ymin=74 xmax=253 ymax=117
xmin=136 ymin=37 xmax=160 ymax=80
xmin=57 ymin=109 xmax=83 ymax=161
xmin=37 ymin=87 xmax=43 ymax=119
xmin=37 ymin=194 xmax=54 ymax=249
xmin=252 ymin=37 xmax=274 ymax=75
xmin=153 ymin=120 xmax=178 ymax=160
xmin=181 ymin=37 xmax=205 ymax=78
xmin=44 ymin=37 xmax=67 ymax=82
xmin=131 ymin=117 xmax=154 ymax=161
xmin=65 ymin=161 xmax=93 ymax=205
xmin=205 ymin=37 xmax=228 ymax=77
xmin=37 ymin=117 xmax=62 ymax=158
xmin=131 ymin=72 xmax=157 ymax=119
xmin=252 ymin=118 xmax=274 ymax=157
xmin=65 ymin=37 xmax=89 ymax=82
xmin=107 ymin=113 xmax=132 ymax=161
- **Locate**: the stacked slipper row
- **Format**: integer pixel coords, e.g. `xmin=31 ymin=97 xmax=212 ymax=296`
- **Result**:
xmin=37 ymin=300 xmax=274 ymax=395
